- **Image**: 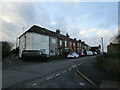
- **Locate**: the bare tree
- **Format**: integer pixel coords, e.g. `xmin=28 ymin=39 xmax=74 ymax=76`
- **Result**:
xmin=112 ymin=34 xmax=120 ymax=44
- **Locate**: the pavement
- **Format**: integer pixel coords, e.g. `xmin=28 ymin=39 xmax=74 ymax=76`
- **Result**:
xmin=77 ymin=56 xmax=120 ymax=88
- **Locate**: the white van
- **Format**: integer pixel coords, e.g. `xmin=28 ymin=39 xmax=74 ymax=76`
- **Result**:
xmin=86 ymin=51 xmax=93 ymax=56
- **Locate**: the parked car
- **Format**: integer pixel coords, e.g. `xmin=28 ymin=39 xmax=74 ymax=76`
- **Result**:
xmin=21 ymin=50 xmax=49 ymax=60
xmin=86 ymin=51 xmax=93 ymax=56
xmin=93 ymin=51 xmax=98 ymax=55
xmin=67 ymin=52 xmax=79 ymax=58
xmin=79 ymin=52 xmax=85 ymax=57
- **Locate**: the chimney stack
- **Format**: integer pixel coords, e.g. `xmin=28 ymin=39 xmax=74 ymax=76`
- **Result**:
xmin=74 ymin=38 xmax=76 ymax=41
xmin=56 ymin=29 xmax=60 ymax=34
xmin=79 ymin=39 xmax=81 ymax=42
xmin=66 ymin=33 xmax=69 ymax=37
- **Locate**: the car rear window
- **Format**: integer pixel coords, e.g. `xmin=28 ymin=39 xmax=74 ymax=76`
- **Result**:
xmin=69 ymin=53 xmax=73 ymax=55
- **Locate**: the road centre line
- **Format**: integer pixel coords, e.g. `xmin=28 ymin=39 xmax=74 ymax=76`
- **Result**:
xmin=56 ymin=73 xmax=60 ymax=77
xmin=63 ymin=70 xmax=67 ymax=73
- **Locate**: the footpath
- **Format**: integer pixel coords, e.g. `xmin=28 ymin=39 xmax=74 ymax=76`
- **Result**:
xmin=77 ymin=56 xmax=120 ymax=88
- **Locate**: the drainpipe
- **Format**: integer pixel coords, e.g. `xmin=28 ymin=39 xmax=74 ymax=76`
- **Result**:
xmin=24 ymin=34 xmax=26 ymax=50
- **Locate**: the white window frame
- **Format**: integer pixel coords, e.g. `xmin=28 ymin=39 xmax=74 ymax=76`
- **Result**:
xmin=73 ymin=43 xmax=75 ymax=47
xmin=77 ymin=43 xmax=79 ymax=47
xmin=65 ymin=41 xmax=67 ymax=46
xmin=60 ymin=40 xmax=62 ymax=46
xmin=52 ymin=38 xmax=56 ymax=43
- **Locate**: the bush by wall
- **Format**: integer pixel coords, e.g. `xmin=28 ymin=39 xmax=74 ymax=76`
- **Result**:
xmin=96 ymin=53 xmax=120 ymax=77
xmin=1 ymin=41 xmax=14 ymax=58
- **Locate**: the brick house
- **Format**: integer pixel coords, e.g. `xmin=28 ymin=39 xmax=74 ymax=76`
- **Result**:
xmin=76 ymin=40 xmax=82 ymax=53
xmin=107 ymin=43 xmax=120 ymax=53
xmin=19 ymin=25 xmax=90 ymax=57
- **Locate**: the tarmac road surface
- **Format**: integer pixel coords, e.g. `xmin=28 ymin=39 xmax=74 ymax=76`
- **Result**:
xmin=2 ymin=56 xmax=96 ymax=88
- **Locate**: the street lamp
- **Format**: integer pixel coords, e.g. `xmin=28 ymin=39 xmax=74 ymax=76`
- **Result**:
xmin=101 ymin=37 xmax=104 ymax=54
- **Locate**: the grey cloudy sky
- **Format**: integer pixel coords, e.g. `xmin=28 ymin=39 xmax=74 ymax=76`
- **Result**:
xmin=0 ymin=1 xmax=118 ymax=52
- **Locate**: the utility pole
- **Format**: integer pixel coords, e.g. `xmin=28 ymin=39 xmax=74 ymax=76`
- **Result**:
xmin=16 ymin=37 xmax=18 ymax=49
xmin=101 ymin=37 xmax=104 ymax=54
xmin=23 ymin=27 xmax=26 ymax=50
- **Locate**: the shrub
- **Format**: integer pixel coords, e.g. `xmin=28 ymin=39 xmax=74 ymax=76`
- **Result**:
xmin=1 ymin=41 xmax=14 ymax=58
xmin=96 ymin=53 xmax=120 ymax=76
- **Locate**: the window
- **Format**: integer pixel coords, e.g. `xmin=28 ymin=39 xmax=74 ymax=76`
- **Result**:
xmin=60 ymin=40 xmax=62 ymax=46
xmin=41 ymin=37 xmax=46 ymax=42
xmin=73 ymin=43 xmax=75 ymax=47
xmin=80 ymin=43 xmax=81 ymax=47
xmin=65 ymin=41 xmax=67 ymax=46
xmin=52 ymin=39 xmax=56 ymax=43
xmin=77 ymin=43 xmax=79 ymax=47
xmin=51 ymin=50 xmax=54 ymax=53
xmin=70 ymin=42 xmax=72 ymax=46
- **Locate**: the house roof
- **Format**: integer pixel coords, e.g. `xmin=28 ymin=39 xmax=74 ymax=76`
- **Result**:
xmin=19 ymin=25 xmax=76 ymax=42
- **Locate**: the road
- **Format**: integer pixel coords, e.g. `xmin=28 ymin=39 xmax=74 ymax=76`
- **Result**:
xmin=3 ymin=56 xmax=96 ymax=88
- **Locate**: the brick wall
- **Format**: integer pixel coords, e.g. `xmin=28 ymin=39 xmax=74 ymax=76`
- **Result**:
xmin=107 ymin=43 xmax=120 ymax=53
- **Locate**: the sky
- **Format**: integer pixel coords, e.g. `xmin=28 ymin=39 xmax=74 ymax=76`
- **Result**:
xmin=0 ymin=2 xmax=118 ymax=52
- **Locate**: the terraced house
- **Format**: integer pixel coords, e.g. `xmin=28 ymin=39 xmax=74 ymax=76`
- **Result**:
xmin=19 ymin=25 xmax=90 ymax=57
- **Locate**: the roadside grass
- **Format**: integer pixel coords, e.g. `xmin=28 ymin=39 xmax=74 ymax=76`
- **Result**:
xmin=96 ymin=53 xmax=120 ymax=77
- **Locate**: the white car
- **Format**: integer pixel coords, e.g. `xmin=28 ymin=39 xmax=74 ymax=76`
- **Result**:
xmin=67 ymin=52 xmax=79 ymax=58
xmin=86 ymin=51 xmax=93 ymax=56
xmin=93 ymin=51 xmax=98 ymax=55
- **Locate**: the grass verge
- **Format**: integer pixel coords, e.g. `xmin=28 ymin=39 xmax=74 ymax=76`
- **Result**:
xmin=96 ymin=53 xmax=120 ymax=77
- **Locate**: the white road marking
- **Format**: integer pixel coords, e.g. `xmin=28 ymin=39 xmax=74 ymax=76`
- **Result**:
xmin=78 ymin=62 xmax=85 ymax=66
xmin=62 ymin=70 xmax=67 ymax=73
xmin=69 ymin=68 xmax=72 ymax=71
xmin=46 ymin=78 xmax=50 ymax=80
xmin=71 ymin=65 xmax=77 ymax=68
xmin=33 ymin=83 xmax=37 ymax=86
xmin=56 ymin=73 xmax=60 ymax=77
xmin=49 ymin=76 xmax=53 ymax=79
xmin=79 ymin=82 xmax=85 ymax=86
xmin=78 ymin=64 xmax=80 ymax=65
xmin=46 ymin=76 xmax=53 ymax=80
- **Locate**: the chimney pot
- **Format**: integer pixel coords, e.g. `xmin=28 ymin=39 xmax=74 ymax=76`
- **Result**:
xmin=74 ymin=38 xmax=76 ymax=41
xmin=66 ymin=33 xmax=69 ymax=37
xmin=79 ymin=39 xmax=81 ymax=42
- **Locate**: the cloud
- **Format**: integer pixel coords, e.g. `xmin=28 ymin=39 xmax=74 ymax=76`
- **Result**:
xmin=1 ymin=2 xmax=51 ymax=45
xmin=1 ymin=2 xmax=117 ymax=52
xmin=79 ymin=28 xmax=116 ymax=52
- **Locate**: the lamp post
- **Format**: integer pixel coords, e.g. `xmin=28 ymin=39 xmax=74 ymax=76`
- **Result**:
xmin=101 ymin=37 xmax=104 ymax=54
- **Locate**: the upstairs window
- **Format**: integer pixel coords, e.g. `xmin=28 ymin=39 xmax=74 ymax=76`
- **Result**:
xmin=65 ymin=41 xmax=67 ymax=46
xmin=52 ymin=39 xmax=56 ymax=43
xmin=73 ymin=43 xmax=76 ymax=47
xmin=60 ymin=40 xmax=62 ymax=46
xmin=80 ymin=43 xmax=81 ymax=47
xmin=77 ymin=43 xmax=79 ymax=47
